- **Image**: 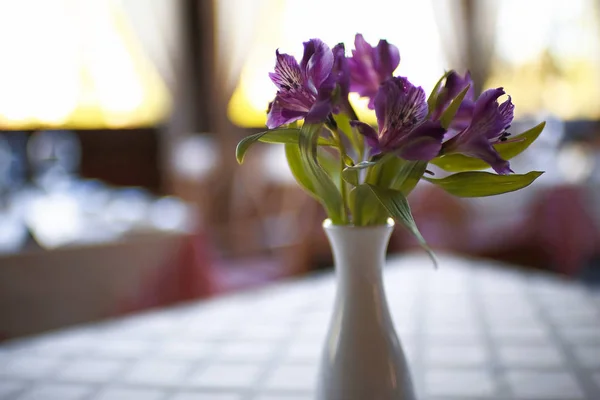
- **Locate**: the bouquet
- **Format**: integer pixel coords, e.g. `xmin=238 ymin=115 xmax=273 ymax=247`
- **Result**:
xmin=236 ymin=34 xmax=544 ymax=262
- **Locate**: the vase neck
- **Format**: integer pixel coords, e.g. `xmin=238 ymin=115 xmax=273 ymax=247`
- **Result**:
xmin=324 ymin=223 xmax=393 ymax=287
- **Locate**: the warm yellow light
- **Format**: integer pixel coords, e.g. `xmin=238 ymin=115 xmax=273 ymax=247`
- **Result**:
xmin=0 ymin=0 xmax=170 ymax=130
xmin=487 ymin=0 xmax=600 ymax=120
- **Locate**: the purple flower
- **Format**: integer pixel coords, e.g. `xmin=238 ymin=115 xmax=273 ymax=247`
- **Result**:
xmin=350 ymin=77 xmax=446 ymax=161
xmin=332 ymin=43 xmax=349 ymax=99
xmin=267 ymin=39 xmax=335 ymax=129
xmin=432 ymin=71 xmax=475 ymax=134
xmin=329 ymin=42 xmax=356 ymax=119
xmin=348 ymin=34 xmax=400 ymax=109
xmin=442 ymin=88 xmax=515 ymax=174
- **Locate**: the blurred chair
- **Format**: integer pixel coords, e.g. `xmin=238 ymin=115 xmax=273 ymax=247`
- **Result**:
xmin=217 ymin=144 xmax=320 ymax=284
xmin=527 ymin=185 xmax=600 ymax=277
xmin=166 ymin=135 xmax=320 ymax=300
xmin=391 ymin=184 xmax=473 ymax=254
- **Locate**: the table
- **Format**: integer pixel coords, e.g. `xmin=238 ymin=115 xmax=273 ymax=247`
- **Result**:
xmin=0 ymin=232 xmax=207 ymax=339
xmin=0 ymin=254 xmax=599 ymax=400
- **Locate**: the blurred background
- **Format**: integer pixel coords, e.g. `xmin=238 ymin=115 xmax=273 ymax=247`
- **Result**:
xmin=1 ymin=0 xmax=600 ymax=339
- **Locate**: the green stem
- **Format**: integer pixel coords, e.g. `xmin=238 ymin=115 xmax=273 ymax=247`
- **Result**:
xmin=365 ymin=161 xmax=391 ymax=225
xmin=325 ymin=123 xmax=350 ymax=224
xmin=334 ymin=129 xmax=350 ymax=224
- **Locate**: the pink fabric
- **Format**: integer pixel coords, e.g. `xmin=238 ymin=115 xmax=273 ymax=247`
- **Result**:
xmin=527 ymin=186 xmax=600 ymax=276
xmin=119 ymin=232 xmax=293 ymax=314
xmin=394 ymin=184 xmax=600 ymax=277
xmin=118 ymin=232 xmax=216 ymax=313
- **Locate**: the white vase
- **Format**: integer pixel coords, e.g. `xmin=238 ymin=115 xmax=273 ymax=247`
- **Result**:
xmin=316 ymin=220 xmax=416 ymax=400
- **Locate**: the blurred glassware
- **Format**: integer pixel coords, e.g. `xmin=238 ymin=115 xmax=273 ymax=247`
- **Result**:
xmin=0 ymin=136 xmax=29 ymax=253
xmin=0 ymin=204 xmax=28 ymax=254
xmin=2 ymin=128 xmax=194 ymax=252
xmin=103 ymin=187 xmax=154 ymax=233
xmin=149 ymin=196 xmax=195 ymax=233
xmin=172 ymin=134 xmax=217 ymax=180
xmin=0 ymin=133 xmax=28 ymax=192
xmin=0 ymin=136 xmax=12 ymax=191
xmin=70 ymin=180 xmax=111 ymax=215
xmin=27 ymin=130 xmax=81 ymax=190
xmin=25 ymin=190 xmax=83 ymax=249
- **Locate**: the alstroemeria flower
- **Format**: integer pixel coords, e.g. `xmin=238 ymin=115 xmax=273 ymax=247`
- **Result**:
xmin=432 ymin=71 xmax=475 ymax=134
xmin=348 ymin=34 xmax=400 ymax=109
xmin=330 ymin=42 xmax=355 ymax=118
xmin=350 ymin=77 xmax=446 ymax=161
xmin=442 ymin=88 xmax=515 ymax=174
xmin=267 ymin=39 xmax=335 ymax=129
xmin=332 ymin=43 xmax=349 ymax=99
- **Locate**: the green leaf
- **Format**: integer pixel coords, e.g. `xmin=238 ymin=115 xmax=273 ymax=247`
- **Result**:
xmin=439 ymin=85 xmax=470 ymax=129
xmin=431 ymin=122 xmax=546 ymax=172
xmin=388 ymin=160 xmax=428 ymax=194
xmin=342 ymin=160 xmax=377 ymax=186
xmin=284 ymin=143 xmax=318 ymax=199
xmin=350 ymin=184 xmax=388 ymax=226
xmin=424 ymin=170 xmax=544 ymax=197
xmin=334 ymin=112 xmax=365 ymax=160
xmin=342 ymin=168 xmax=359 ymax=186
xmin=285 ymin=142 xmax=345 ymax=199
xmin=343 ymin=154 xmax=355 ymax=167
xmin=366 ymin=184 xmax=438 ymax=267
xmin=366 ymin=156 xmax=427 ymax=196
xmin=237 ymin=128 xmax=296 ymax=163
xmin=299 ymin=123 xmax=345 ymax=224
xmin=427 ymin=70 xmax=451 ymax=114
xmin=318 ymin=147 xmax=342 ymax=190
xmin=343 ymin=154 xmax=394 ymax=187
xmin=236 ymin=128 xmax=334 ymax=164
xmin=346 ymin=160 xmax=374 ymax=171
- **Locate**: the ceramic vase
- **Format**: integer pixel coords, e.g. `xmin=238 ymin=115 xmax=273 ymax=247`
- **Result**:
xmin=316 ymin=220 xmax=416 ymax=400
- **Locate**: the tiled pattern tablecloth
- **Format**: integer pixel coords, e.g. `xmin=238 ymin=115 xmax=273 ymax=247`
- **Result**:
xmin=1 ymin=254 xmax=599 ymax=399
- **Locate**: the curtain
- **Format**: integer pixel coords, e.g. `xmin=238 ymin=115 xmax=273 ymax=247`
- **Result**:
xmin=433 ymin=0 xmax=499 ymax=94
xmin=178 ymin=0 xmax=282 ymax=236
xmin=120 ymin=0 xmax=182 ymax=92
xmin=214 ymin=0 xmax=281 ymax=100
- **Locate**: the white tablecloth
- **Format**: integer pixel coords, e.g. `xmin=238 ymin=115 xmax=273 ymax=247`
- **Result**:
xmin=0 ymin=253 xmax=599 ymax=400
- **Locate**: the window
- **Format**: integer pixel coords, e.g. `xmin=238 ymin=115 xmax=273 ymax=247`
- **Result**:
xmin=226 ymin=0 xmax=448 ymax=127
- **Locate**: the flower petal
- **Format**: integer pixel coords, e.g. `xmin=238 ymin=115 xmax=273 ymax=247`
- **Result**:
xmin=374 ymin=39 xmax=400 ymax=78
xmin=448 ymin=101 xmax=474 ymax=132
xmin=266 ymin=97 xmax=306 ymax=129
xmin=305 ymin=88 xmax=333 ymax=124
xmin=446 ymin=71 xmax=474 ymax=102
xmin=498 ymin=96 xmax=515 ymax=130
xmin=332 ymin=43 xmax=350 ymax=97
xmin=353 ymin=34 xmax=372 ymax=59
xmin=300 ymin=39 xmax=334 ymax=89
xmin=350 ymin=120 xmax=380 ymax=153
xmin=439 ymin=87 xmax=515 ymax=174
xmin=432 ymin=70 xmax=474 ymax=120
xmin=374 ymin=77 xmax=428 ymax=141
xmin=472 ymin=87 xmax=504 ymax=117
xmin=460 ymin=137 xmax=512 ymax=174
xmin=469 ymin=88 xmax=514 ymax=141
xmin=269 ymin=50 xmax=303 ymax=91
xmin=274 ymin=87 xmax=317 ymax=113
xmin=348 ymin=34 xmax=382 ymax=107
xmin=393 ymin=121 xmax=445 ymax=161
